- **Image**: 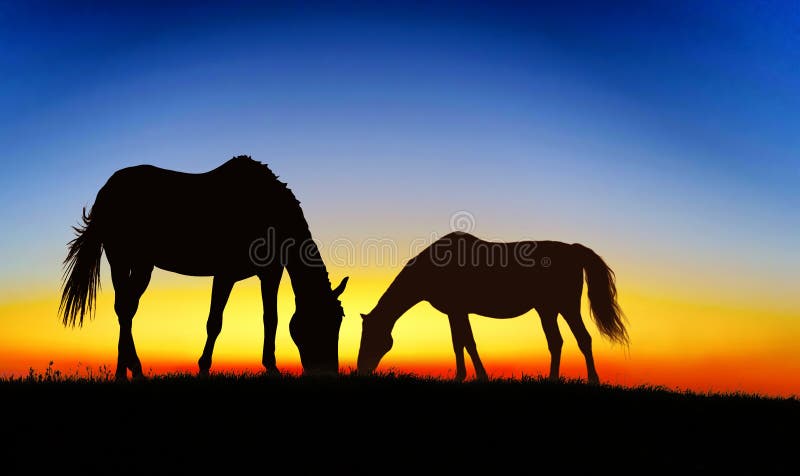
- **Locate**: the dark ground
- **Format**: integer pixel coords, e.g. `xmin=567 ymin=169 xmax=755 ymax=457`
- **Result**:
xmin=2 ymin=373 xmax=797 ymax=474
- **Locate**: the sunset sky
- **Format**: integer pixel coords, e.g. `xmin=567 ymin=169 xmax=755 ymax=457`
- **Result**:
xmin=1 ymin=1 xmax=798 ymax=396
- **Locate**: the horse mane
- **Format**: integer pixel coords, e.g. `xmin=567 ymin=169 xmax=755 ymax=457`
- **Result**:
xmin=221 ymin=155 xmax=295 ymax=196
xmin=220 ymin=155 xmax=306 ymax=224
xmin=225 ymin=156 xmax=341 ymax=313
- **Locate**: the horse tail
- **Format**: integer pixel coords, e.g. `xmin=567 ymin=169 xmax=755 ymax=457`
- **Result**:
xmin=59 ymin=206 xmax=103 ymax=327
xmin=573 ymin=243 xmax=629 ymax=345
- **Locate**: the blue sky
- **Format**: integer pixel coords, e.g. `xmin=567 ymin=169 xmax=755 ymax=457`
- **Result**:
xmin=1 ymin=1 xmax=798 ymax=300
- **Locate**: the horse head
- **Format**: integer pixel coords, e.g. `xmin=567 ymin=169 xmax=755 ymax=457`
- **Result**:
xmin=357 ymin=312 xmax=394 ymax=375
xmin=289 ymin=276 xmax=349 ymax=374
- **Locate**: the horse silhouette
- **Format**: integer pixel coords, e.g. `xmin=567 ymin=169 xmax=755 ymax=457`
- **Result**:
xmin=357 ymin=232 xmax=628 ymax=383
xmin=60 ymin=155 xmax=348 ymax=380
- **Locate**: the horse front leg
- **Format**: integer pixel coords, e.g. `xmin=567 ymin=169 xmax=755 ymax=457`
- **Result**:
xmin=259 ymin=266 xmax=283 ymax=375
xmin=198 ymin=277 xmax=235 ymax=376
xmin=447 ymin=313 xmax=468 ymax=381
xmin=460 ymin=315 xmax=488 ymax=381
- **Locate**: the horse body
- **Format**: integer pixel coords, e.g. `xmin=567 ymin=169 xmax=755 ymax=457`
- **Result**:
xmin=357 ymin=232 xmax=627 ymax=383
xmin=60 ymin=156 xmax=348 ymax=380
xmin=97 ymin=161 xmax=282 ymax=277
xmin=418 ymin=237 xmax=584 ymax=318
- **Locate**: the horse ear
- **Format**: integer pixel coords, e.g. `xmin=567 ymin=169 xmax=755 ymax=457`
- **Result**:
xmin=332 ymin=276 xmax=349 ymax=297
xmin=360 ymin=313 xmax=367 ymax=320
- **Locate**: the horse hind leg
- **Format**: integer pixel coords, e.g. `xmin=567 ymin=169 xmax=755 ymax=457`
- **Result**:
xmin=198 ymin=277 xmax=235 ymax=376
xmin=537 ymin=309 xmax=563 ymax=382
xmin=562 ymin=309 xmax=599 ymax=384
xmin=110 ymin=261 xmax=153 ymax=381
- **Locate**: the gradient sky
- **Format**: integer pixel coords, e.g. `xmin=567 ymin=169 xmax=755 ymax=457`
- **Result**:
xmin=1 ymin=1 xmax=798 ymax=396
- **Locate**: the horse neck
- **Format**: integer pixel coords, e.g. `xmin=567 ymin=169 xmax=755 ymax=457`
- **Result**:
xmin=368 ymin=270 xmax=421 ymax=332
xmin=283 ymin=226 xmax=333 ymax=303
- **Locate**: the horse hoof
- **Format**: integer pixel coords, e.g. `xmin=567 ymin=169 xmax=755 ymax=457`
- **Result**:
xmin=454 ymin=374 xmax=466 ymax=382
xmin=264 ymin=367 xmax=282 ymax=377
xmin=476 ymin=373 xmax=489 ymax=382
xmin=132 ymin=373 xmax=147 ymax=382
xmin=115 ymin=374 xmax=128 ymax=382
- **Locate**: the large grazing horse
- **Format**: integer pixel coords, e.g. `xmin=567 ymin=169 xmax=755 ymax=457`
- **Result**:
xmin=357 ymin=232 xmax=628 ymax=383
xmin=60 ymin=155 xmax=348 ymax=380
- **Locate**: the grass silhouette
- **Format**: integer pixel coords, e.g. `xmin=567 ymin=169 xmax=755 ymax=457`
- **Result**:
xmin=3 ymin=366 xmax=797 ymax=472
xmin=4 ymin=364 xmax=794 ymax=402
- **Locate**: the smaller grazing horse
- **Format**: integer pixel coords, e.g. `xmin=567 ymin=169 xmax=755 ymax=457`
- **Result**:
xmin=357 ymin=232 xmax=628 ymax=383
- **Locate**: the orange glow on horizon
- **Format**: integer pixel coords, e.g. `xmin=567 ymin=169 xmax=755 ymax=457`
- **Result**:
xmin=2 ymin=266 xmax=798 ymax=398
